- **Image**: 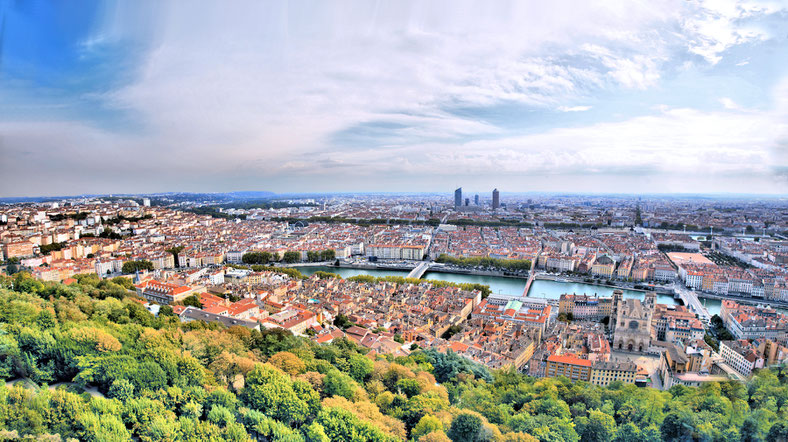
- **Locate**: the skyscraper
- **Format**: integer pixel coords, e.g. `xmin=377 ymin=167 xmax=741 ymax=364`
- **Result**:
xmin=474 ymin=194 xmax=479 ymax=205
xmin=454 ymin=187 xmax=462 ymax=207
xmin=492 ymin=188 xmax=500 ymax=209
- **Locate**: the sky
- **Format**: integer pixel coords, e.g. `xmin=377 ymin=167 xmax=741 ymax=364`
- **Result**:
xmin=1 ymin=0 xmax=787 ymax=197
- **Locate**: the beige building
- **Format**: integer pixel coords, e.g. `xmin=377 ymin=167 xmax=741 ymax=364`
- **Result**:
xmin=590 ymin=361 xmax=637 ymax=386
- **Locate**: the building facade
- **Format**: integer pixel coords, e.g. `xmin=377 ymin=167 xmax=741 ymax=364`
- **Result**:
xmin=613 ymin=291 xmax=655 ymax=352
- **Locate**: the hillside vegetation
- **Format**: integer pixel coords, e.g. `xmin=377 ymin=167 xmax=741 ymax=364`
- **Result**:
xmin=1 ymin=272 xmax=787 ymax=441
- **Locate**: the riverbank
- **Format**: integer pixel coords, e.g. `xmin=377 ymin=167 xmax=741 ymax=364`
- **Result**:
xmin=286 ymin=260 xmax=531 ymax=280
xmin=532 ymin=273 xmax=678 ymax=296
xmin=286 ymin=262 xmax=787 ymax=315
xmin=421 ymin=266 xmax=530 ymax=279
xmin=695 ymin=291 xmax=788 ymax=310
xmin=527 ymin=279 xmax=680 ymax=307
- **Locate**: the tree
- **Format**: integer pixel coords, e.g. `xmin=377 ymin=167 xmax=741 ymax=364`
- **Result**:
xmin=396 ymin=378 xmax=423 ymax=398
xmin=347 ymin=353 xmax=374 ymax=383
xmin=323 ymin=370 xmax=357 ymax=400
xmin=441 ymin=325 xmax=462 ymax=339
xmin=576 ymin=410 xmax=617 ymax=442
xmin=241 ymin=364 xmax=313 ymax=425
xmin=767 ymin=422 xmax=788 ymax=440
xmin=99 ymin=227 xmax=122 ymax=240
xmin=6 ymin=262 xmax=19 ymax=275
xmin=282 ymin=251 xmax=301 ymax=263
xmin=740 ymin=416 xmax=766 ymax=442
xmin=423 ymin=349 xmax=492 ymax=384
xmin=121 ymin=260 xmax=154 ymax=274
xmin=6 ymin=274 xmax=788 ymax=442
xmin=111 ymin=276 xmax=134 ymax=290
xmin=242 ymin=251 xmax=272 ymax=265
xmin=447 ymin=413 xmax=483 ymax=442
xmin=660 ymin=410 xmax=695 ymax=441
xmin=334 ymin=314 xmax=354 ymax=330
xmin=315 ymin=407 xmax=392 ymax=442
xmin=78 ymin=412 xmax=131 ymax=441
xmin=107 ymin=378 xmax=135 ymax=401
xmin=412 ymin=415 xmax=444 ymax=440
xmin=165 ymin=246 xmax=184 ymax=265
xmin=268 ymin=351 xmax=306 ymax=376
xmin=207 ymin=405 xmax=235 ymax=427
xmin=183 ymin=294 xmax=203 ymax=308
xmin=320 ymin=249 xmax=336 ymax=261
xmin=614 ymin=422 xmax=640 ymax=442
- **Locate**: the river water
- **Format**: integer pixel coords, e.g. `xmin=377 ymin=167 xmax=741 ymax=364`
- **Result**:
xmin=293 ymin=266 xmax=711 ymax=312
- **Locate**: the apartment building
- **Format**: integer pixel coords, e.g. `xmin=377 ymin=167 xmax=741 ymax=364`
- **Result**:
xmin=545 ymin=354 xmax=592 ymax=382
xmin=134 ymin=280 xmax=194 ymax=304
xmin=590 ymin=361 xmax=637 ymax=386
xmin=720 ymin=340 xmax=763 ymax=377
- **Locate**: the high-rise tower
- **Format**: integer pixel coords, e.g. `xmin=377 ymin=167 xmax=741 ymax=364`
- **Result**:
xmin=492 ymin=188 xmax=500 ymax=209
xmin=454 ymin=187 xmax=462 ymax=207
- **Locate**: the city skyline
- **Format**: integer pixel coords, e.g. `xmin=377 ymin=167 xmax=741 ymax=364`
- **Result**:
xmin=2 ymin=1 xmax=788 ymax=197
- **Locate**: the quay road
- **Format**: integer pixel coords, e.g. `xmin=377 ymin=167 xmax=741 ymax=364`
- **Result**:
xmin=670 ymin=283 xmax=712 ymax=324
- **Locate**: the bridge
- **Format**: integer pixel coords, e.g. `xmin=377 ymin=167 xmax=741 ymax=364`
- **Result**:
xmin=521 ymin=265 xmax=539 ymax=297
xmin=672 ymin=283 xmax=712 ymax=324
xmin=407 ymin=262 xmax=431 ymax=279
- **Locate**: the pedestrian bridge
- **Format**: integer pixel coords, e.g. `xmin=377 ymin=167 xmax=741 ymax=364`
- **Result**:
xmin=407 ymin=262 xmax=431 ymax=279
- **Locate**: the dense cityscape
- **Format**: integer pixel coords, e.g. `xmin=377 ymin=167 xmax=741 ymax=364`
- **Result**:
xmin=2 ymin=191 xmax=788 ymax=440
xmin=4 ymin=0 xmax=788 ymax=440
xmin=3 ymin=192 xmax=788 ymax=385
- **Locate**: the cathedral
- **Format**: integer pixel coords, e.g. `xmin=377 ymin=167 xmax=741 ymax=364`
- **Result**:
xmin=612 ymin=290 xmax=656 ymax=352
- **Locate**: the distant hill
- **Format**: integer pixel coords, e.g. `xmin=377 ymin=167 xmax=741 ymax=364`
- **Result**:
xmin=0 ymin=191 xmax=278 ymax=205
xmin=224 ymin=191 xmax=277 ymax=199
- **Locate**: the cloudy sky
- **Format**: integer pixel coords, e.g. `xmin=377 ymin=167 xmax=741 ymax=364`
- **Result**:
xmin=1 ymin=0 xmax=787 ymax=197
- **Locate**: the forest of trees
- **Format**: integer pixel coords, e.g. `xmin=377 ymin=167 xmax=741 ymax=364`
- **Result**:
xmin=121 ymin=260 xmax=154 ymax=274
xmin=242 ymin=249 xmax=336 ymax=265
xmin=38 ymin=242 xmax=68 ymax=256
xmin=1 ymin=271 xmax=788 ymax=441
xmin=435 ymin=254 xmax=531 ymax=272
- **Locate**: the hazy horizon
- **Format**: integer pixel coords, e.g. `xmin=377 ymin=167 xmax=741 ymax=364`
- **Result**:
xmin=3 ymin=188 xmax=788 ymax=202
xmin=2 ymin=1 xmax=787 ymax=196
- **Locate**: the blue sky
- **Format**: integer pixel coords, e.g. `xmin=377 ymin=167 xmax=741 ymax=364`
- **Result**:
xmin=1 ymin=0 xmax=787 ymax=197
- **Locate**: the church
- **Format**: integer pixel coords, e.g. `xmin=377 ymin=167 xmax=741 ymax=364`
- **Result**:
xmin=612 ymin=290 xmax=656 ymax=352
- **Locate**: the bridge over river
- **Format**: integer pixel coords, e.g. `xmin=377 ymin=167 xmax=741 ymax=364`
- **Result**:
xmin=671 ymin=283 xmax=712 ymax=324
xmin=407 ymin=262 xmax=431 ymax=279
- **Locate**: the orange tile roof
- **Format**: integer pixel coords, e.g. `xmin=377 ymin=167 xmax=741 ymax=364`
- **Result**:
xmin=547 ymin=354 xmax=592 ymax=367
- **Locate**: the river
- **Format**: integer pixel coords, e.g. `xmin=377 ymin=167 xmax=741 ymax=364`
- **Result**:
xmin=527 ymin=279 xmax=680 ymax=307
xmin=295 ymin=265 xmax=529 ymax=296
xmin=295 ymin=265 xmax=412 ymax=279
xmin=294 ymin=266 xmax=691 ymax=310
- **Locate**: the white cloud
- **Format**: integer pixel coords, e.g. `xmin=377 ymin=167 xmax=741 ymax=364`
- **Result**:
xmin=2 ymin=0 xmax=788 ymax=196
xmin=558 ymin=106 xmax=593 ymax=112
xmin=681 ymin=0 xmax=785 ymax=64
xmin=316 ymin=106 xmax=784 ymax=179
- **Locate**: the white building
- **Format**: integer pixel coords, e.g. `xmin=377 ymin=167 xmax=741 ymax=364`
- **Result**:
xmin=719 ymin=340 xmax=762 ymax=378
